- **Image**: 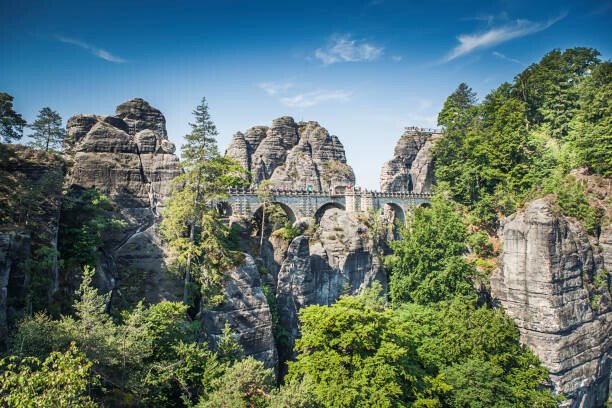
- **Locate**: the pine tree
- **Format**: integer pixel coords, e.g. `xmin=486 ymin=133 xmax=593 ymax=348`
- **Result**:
xmin=28 ymin=107 xmax=66 ymax=151
xmin=437 ymin=82 xmax=477 ymax=130
xmin=160 ymin=97 xmax=248 ymax=305
xmin=0 ymin=93 xmax=27 ymax=143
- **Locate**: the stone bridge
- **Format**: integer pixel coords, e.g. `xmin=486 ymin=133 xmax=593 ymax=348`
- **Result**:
xmin=223 ymin=187 xmax=432 ymax=223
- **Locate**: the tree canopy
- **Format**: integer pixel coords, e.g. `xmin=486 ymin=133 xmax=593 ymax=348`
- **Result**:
xmin=0 ymin=92 xmax=27 ymax=143
xmin=28 ymin=107 xmax=66 ymax=151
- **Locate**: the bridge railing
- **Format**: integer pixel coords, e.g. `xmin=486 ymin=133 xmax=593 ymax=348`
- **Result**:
xmin=404 ymin=126 xmax=443 ymax=134
xmin=226 ymin=187 xmax=433 ymax=199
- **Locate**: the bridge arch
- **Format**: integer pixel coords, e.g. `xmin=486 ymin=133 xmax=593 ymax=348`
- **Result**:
xmin=252 ymin=201 xmax=297 ymax=224
xmin=383 ymin=202 xmax=405 ymax=226
xmin=215 ymin=201 xmax=233 ymax=217
xmin=314 ymin=202 xmax=346 ymax=224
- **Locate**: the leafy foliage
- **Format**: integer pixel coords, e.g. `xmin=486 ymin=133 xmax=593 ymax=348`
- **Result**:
xmin=0 ymin=343 xmax=99 ymax=408
xmin=160 ymin=97 xmax=248 ymax=305
xmin=386 ymin=196 xmax=477 ymax=306
xmin=197 ymin=357 xmax=275 ymax=408
xmin=9 ymin=266 xmax=220 ymax=407
xmin=58 ymin=186 xmax=127 ymax=273
xmin=433 ymin=47 xmax=609 ymax=230
xmin=286 ymin=285 xmax=427 ymax=407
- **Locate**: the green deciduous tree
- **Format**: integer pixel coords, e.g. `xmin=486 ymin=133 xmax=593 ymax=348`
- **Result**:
xmin=0 ymin=343 xmax=99 ymax=408
xmin=285 ymin=285 xmax=428 ymax=407
xmin=395 ymin=299 xmax=559 ymax=408
xmin=28 ymin=107 xmax=66 ymax=151
xmin=386 ymin=196 xmax=477 ymax=306
xmin=0 ymin=93 xmax=27 ymax=143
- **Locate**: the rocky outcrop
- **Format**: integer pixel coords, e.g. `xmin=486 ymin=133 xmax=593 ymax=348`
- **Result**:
xmin=66 ymin=98 xmax=182 ymax=304
xmin=491 ymin=198 xmax=611 ymax=407
xmin=276 ymin=208 xmax=386 ymax=367
xmin=0 ymin=232 xmax=30 ymax=339
xmin=201 ymin=254 xmax=277 ymax=369
xmin=380 ymin=128 xmax=440 ymax=193
xmin=0 ymin=145 xmax=65 ymax=337
xmin=226 ymin=117 xmax=355 ymax=192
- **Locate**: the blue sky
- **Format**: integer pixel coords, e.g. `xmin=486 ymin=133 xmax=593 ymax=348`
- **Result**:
xmin=1 ymin=0 xmax=610 ymax=189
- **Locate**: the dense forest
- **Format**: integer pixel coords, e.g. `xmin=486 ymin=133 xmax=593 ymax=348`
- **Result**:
xmin=0 ymin=47 xmax=610 ymax=407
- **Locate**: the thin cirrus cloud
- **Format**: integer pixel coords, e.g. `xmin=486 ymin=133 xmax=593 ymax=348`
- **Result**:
xmin=443 ymin=13 xmax=567 ymax=62
xmin=314 ymin=34 xmax=383 ymax=65
xmin=280 ymin=90 xmax=353 ymax=108
xmin=492 ymin=51 xmax=523 ymax=65
xmin=257 ymin=81 xmax=352 ymax=108
xmin=258 ymin=81 xmax=294 ymax=96
xmin=55 ymin=35 xmax=126 ymax=63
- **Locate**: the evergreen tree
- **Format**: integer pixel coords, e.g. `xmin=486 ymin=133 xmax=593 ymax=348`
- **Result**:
xmin=0 ymin=92 xmax=27 ymax=143
xmin=160 ymin=97 xmax=248 ymax=305
xmin=569 ymin=61 xmax=612 ymax=176
xmin=28 ymin=107 xmax=66 ymax=151
xmin=437 ymin=82 xmax=477 ymax=130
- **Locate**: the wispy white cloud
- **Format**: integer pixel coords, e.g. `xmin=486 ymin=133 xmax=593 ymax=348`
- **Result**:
xmin=314 ymin=34 xmax=383 ymax=65
xmin=492 ymin=51 xmax=523 ymax=65
xmin=280 ymin=90 xmax=353 ymax=108
xmin=56 ymin=35 xmax=126 ymax=63
xmin=443 ymin=13 xmax=566 ymax=62
xmin=391 ymin=55 xmax=403 ymax=61
xmin=258 ymin=81 xmax=294 ymax=96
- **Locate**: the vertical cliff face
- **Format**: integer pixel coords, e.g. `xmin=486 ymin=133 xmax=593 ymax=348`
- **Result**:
xmin=201 ymin=254 xmax=278 ymax=369
xmin=275 ymin=209 xmax=386 ymax=369
xmin=0 ymin=145 xmax=65 ymax=338
xmin=380 ymin=128 xmax=440 ymax=193
xmin=491 ymin=198 xmax=611 ymax=407
xmin=226 ymin=117 xmax=355 ymax=192
xmin=65 ymin=99 xmax=182 ymax=304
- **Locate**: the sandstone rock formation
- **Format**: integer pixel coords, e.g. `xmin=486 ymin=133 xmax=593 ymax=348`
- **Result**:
xmin=0 ymin=232 xmax=31 ymax=338
xmin=276 ymin=208 xmax=386 ymax=367
xmin=65 ymin=98 xmax=182 ymax=304
xmin=226 ymin=117 xmax=355 ymax=192
xmin=201 ymin=254 xmax=278 ymax=369
xmin=491 ymin=198 xmax=611 ymax=407
xmin=0 ymin=145 xmax=64 ymax=338
xmin=380 ymin=128 xmax=440 ymax=193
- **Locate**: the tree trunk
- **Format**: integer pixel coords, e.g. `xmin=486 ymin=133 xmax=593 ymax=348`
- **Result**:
xmin=183 ymin=222 xmax=195 ymax=305
xmin=259 ymin=203 xmax=265 ymax=249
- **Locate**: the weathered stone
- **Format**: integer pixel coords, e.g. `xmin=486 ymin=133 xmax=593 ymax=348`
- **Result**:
xmin=66 ymin=99 xmax=182 ymax=306
xmin=201 ymin=254 xmax=278 ymax=369
xmin=275 ymin=209 xmax=386 ymax=370
xmin=0 ymin=232 xmax=31 ymax=339
xmin=410 ymin=134 xmax=441 ymax=193
xmin=491 ymin=198 xmax=611 ymax=407
xmin=115 ymin=98 xmax=167 ymax=137
xmin=225 ymin=117 xmax=355 ymax=192
xmin=380 ymin=128 xmax=438 ymax=193
xmin=0 ymin=145 xmax=64 ymax=337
